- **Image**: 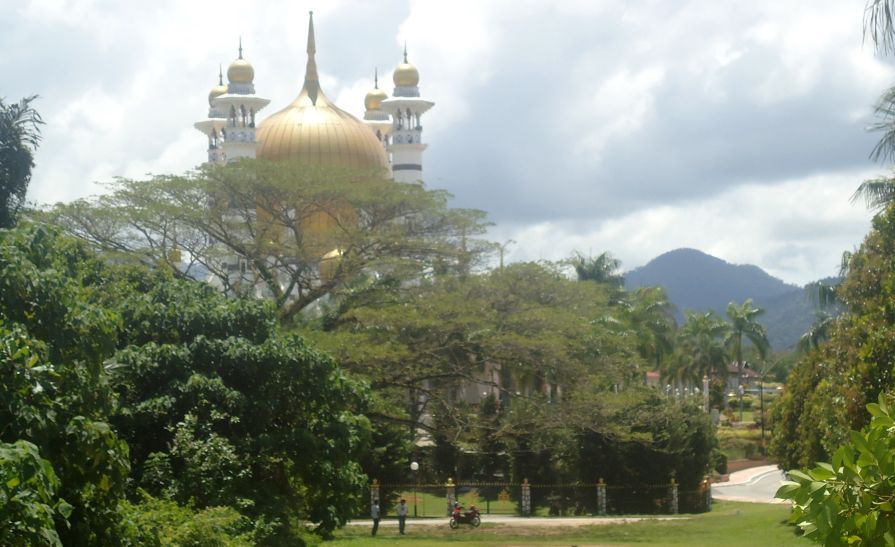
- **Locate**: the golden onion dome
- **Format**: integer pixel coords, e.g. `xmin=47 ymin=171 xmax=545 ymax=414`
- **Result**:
xmin=208 ymin=67 xmax=228 ymax=105
xmin=393 ymin=63 xmax=419 ymax=87
xmin=227 ymin=39 xmax=255 ymax=84
xmin=364 ymin=69 xmax=388 ymax=111
xmin=256 ymin=14 xmax=389 ymax=171
xmin=393 ymin=44 xmax=420 ymax=87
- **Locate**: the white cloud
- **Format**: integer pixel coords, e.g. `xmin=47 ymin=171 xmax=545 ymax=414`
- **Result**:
xmin=3 ymin=0 xmax=892 ymax=285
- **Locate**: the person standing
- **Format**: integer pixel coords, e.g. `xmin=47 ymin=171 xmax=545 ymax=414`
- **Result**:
xmin=371 ymin=499 xmax=381 ymax=536
xmin=397 ymin=498 xmax=408 ymax=535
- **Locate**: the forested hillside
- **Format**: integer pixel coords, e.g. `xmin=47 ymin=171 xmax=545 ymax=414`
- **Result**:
xmin=625 ymin=248 xmax=818 ymax=350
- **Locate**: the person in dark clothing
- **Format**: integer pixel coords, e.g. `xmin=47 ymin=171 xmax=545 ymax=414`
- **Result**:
xmin=371 ymin=500 xmax=381 ymax=536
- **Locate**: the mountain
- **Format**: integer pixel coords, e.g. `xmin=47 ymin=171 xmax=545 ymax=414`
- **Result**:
xmin=624 ymin=248 xmax=814 ymax=351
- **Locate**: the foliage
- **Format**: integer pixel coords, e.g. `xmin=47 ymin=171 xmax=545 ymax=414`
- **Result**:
xmin=772 ymin=203 xmax=895 ymax=469
xmin=777 ymin=393 xmax=895 ymax=546
xmin=308 ymin=261 xmax=714 ymax=513
xmin=50 ymin=159 xmax=492 ymax=322
xmin=1 ymin=222 xmax=373 ymax=541
xmin=0 ymin=440 xmax=71 ymax=547
xmin=569 ymin=251 xmax=624 ymax=287
xmin=0 ymin=223 xmax=131 ymax=544
xmin=121 ymin=492 xmax=255 ymax=547
xmin=107 ymin=267 xmax=371 ymax=537
xmin=0 ymin=95 xmax=43 ymax=228
xmin=670 ymin=310 xmax=729 ymax=385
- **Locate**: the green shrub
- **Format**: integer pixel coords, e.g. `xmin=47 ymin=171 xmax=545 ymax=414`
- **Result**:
xmin=122 ymin=493 xmax=252 ymax=546
xmin=0 ymin=440 xmax=72 ymax=547
xmin=778 ymin=393 xmax=895 ymax=544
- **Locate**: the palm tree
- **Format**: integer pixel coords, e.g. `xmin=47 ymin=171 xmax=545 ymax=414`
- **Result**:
xmin=676 ymin=310 xmax=730 ymax=382
xmin=0 ymin=95 xmax=44 ymax=228
xmin=851 ymin=175 xmax=895 ymax=211
xmin=570 ymin=251 xmax=624 ymax=287
xmin=724 ymin=299 xmax=770 ymax=414
xmin=865 ymin=0 xmax=895 ymax=55
xmin=621 ymin=286 xmax=676 ymax=371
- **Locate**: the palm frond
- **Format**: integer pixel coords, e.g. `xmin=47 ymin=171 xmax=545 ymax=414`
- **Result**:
xmin=851 ymin=177 xmax=895 ymax=211
xmin=865 ymin=0 xmax=895 ymax=55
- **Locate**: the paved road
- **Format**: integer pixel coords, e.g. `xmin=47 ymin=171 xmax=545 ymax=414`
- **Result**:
xmin=348 ymin=515 xmax=687 ymax=528
xmin=712 ymin=465 xmax=788 ymax=503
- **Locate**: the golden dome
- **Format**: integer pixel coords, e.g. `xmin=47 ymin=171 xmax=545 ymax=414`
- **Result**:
xmin=208 ymin=67 xmax=228 ymax=105
xmin=393 ymin=44 xmax=419 ymax=87
xmin=364 ymin=69 xmax=388 ymax=111
xmin=256 ymin=15 xmax=389 ymax=171
xmin=227 ymin=39 xmax=254 ymax=84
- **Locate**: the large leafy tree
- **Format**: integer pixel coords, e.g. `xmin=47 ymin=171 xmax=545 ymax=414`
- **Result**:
xmin=772 ymin=202 xmax=895 ymax=470
xmin=50 ymin=159 xmax=491 ymax=322
xmin=105 ymin=267 xmax=371 ymax=539
xmin=0 ymin=96 xmax=43 ymax=228
xmin=0 ymin=223 xmax=129 ymax=545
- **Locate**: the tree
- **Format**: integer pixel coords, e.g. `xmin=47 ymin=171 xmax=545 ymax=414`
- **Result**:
xmin=724 ymin=299 xmax=769 ymax=397
xmin=0 ymin=96 xmax=43 ymax=228
xmin=673 ymin=310 xmax=730 ymax=386
xmin=0 ymin=223 xmax=130 ymax=545
xmin=105 ymin=268 xmax=371 ymax=538
xmin=777 ymin=393 xmax=895 ymax=545
xmin=619 ymin=286 xmax=677 ymax=372
xmin=570 ymin=251 xmax=624 ymax=287
xmin=50 ymin=159 xmax=492 ymax=322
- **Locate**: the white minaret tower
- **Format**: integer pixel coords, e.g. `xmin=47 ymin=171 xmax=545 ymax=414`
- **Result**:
xmin=379 ymin=45 xmax=434 ymax=183
xmin=194 ymin=67 xmax=229 ymax=164
xmin=363 ymin=68 xmax=393 ymax=149
xmin=213 ymin=39 xmax=270 ymax=162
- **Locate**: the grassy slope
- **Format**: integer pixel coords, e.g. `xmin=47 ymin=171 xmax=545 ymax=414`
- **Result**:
xmin=327 ymin=501 xmax=808 ymax=546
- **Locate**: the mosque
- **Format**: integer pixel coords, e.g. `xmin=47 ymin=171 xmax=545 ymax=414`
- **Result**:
xmin=193 ymin=12 xmax=433 ymax=184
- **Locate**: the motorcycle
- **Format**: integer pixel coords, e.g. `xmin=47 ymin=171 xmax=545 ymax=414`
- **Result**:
xmin=449 ymin=505 xmax=481 ymax=528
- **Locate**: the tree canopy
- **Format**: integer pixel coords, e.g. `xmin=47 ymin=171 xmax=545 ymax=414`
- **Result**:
xmin=51 ymin=159 xmax=492 ymax=322
xmin=0 ymin=95 xmax=43 ymax=228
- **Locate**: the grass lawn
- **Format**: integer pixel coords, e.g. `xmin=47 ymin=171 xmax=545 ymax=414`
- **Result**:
xmin=328 ymin=500 xmax=809 ymax=546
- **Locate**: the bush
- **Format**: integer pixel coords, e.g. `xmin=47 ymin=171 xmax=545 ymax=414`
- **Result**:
xmin=777 ymin=393 xmax=895 ymax=544
xmin=122 ymin=493 xmax=253 ymax=546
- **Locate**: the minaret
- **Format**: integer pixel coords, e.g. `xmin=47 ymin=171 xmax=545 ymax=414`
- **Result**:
xmin=379 ymin=44 xmax=434 ymax=183
xmin=212 ymin=39 xmax=271 ymax=162
xmin=194 ymin=66 xmax=229 ymax=164
xmin=363 ymin=68 xmax=392 ymax=149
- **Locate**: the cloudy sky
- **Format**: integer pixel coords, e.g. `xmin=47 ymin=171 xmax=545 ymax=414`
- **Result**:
xmin=3 ymin=0 xmax=893 ymax=285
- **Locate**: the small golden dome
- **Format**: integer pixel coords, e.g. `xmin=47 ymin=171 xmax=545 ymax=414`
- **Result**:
xmin=227 ymin=39 xmax=254 ymax=84
xmin=364 ymin=69 xmax=388 ymax=111
xmin=208 ymin=67 xmax=228 ymax=105
xmin=393 ymin=62 xmax=419 ymax=87
xmin=365 ymin=88 xmax=387 ymax=111
xmin=393 ymin=44 xmax=420 ymax=87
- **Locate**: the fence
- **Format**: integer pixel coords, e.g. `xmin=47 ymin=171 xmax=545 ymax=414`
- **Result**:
xmin=365 ymin=476 xmax=712 ymax=518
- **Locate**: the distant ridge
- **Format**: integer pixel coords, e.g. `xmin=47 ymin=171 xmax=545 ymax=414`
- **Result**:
xmin=624 ymin=248 xmax=813 ymax=351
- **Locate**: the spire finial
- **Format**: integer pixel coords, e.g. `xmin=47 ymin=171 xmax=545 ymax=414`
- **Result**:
xmin=218 ymin=64 xmax=223 ymax=85
xmin=303 ymin=11 xmax=320 ymax=105
xmin=374 ymin=67 xmax=379 ymax=89
xmin=403 ymin=41 xmax=408 ymax=63
xmin=238 ymin=36 xmax=243 ymax=59
xmin=307 ymin=11 xmax=316 ymax=55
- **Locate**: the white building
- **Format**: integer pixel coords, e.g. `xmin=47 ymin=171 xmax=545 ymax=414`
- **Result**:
xmin=194 ymin=12 xmax=434 ymax=181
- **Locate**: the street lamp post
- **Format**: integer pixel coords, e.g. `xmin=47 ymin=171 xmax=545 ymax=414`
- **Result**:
xmin=759 ymin=370 xmax=765 ymax=452
xmin=738 ymin=385 xmax=745 ymax=423
xmin=410 ymin=461 xmax=419 ymax=518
